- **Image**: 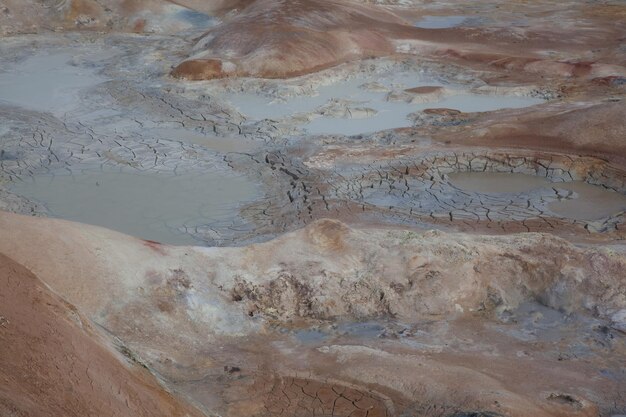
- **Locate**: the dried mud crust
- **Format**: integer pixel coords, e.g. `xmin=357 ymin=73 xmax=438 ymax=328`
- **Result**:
xmin=229 ymin=149 xmax=626 ymax=243
xmin=225 ymin=375 xmax=393 ymax=417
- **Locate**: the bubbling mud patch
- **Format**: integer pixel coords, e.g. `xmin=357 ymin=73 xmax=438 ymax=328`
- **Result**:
xmin=9 ymin=167 xmax=260 ymax=245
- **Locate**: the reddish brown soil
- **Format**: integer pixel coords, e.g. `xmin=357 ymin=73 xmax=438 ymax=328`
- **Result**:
xmin=171 ymin=0 xmax=626 ymax=80
xmin=405 ymin=86 xmax=445 ymax=94
xmin=0 ymin=254 xmax=204 ymax=417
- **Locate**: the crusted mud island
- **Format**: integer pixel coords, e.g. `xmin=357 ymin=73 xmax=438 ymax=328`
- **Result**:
xmin=0 ymin=1 xmax=625 ymax=417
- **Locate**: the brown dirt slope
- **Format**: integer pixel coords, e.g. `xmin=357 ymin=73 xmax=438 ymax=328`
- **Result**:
xmin=171 ymin=0 xmax=626 ymax=80
xmin=0 ymin=253 xmax=204 ymax=417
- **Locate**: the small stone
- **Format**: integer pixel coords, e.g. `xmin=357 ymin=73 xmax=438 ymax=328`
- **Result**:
xmin=405 ymin=86 xmax=444 ymax=94
xmin=423 ymin=108 xmax=462 ymax=116
xmin=224 ymin=366 xmax=241 ymax=374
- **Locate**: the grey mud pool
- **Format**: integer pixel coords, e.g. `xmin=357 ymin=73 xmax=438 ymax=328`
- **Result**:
xmin=9 ymin=168 xmax=260 ymax=245
xmin=225 ymin=71 xmax=544 ymax=136
xmin=448 ymin=171 xmax=626 ymax=221
xmin=1 ymin=36 xmax=618 ymax=247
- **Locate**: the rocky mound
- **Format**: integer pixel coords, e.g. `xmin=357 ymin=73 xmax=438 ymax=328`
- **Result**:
xmin=1 ymin=212 xmax=625 ymax=416
xmin=2 ymin=212 xmax=624 ymax=327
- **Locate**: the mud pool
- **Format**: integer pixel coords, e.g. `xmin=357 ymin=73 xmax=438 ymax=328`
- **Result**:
xmin=225 ymin=72 xmax=427 ymax=120
xmin=449 ymin=171 xmax=626 ymax=221
xmin=226 ymin=73 xmax=544 ymax=136
xmin=0 ymin=52 xmax=107 ymax=116
xmin=0 ymin=38 xmax=621 ymax=243
xmin=137 ymin=4 xmax=219 ymax=33
xmin=168 ymin=6 xmax=217 ymax=29
xmin=548 ymin=181 xmax=626 ymax=220
xmin=9 ymin=168 xmax=260 ymax=245
xmin=306 ymin=93 xmax=543 ymax=136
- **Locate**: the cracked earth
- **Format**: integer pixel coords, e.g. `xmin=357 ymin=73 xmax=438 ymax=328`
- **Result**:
xmin=0 ymin=0 xmax=625 ymax=416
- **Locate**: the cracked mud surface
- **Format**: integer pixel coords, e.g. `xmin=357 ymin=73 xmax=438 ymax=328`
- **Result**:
xmin=1 ymin=1 xmax=626 ymax=417
xmin=200 ymin=375 xmax=393 ymax=417
xmin=1 ymin=37 xmax=623 ymax=244
xmin=0 ymin=34 xmax=585 ymax=245
xmin=225 ymin=149 xmax=626 ymax=244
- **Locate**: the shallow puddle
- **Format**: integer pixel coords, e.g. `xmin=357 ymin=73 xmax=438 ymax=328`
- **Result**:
xmin=292 ymin=321 xmax=387 ymax=345
xmin=337 ymin=321 xmax=386 ymax=338
xmin=142 ymin=5 xmax=219 ymax=33
xmin=176 ymin=8 xmax=217 ymax=28
xmin=10 ymin=168 xmax=260 ymax=245
xmin=431 ymin=94 xmax=542 ymax=113
xmin=0 ymin=52 xmax=107 ymax=116
xmin=414 ymin=15 xmax=469 ymax=29
xmin=293 ymin=329 xmax=328 ymax=344
xmin=226 ymin=72 xmax=542 ymax=136
xmin=305 ymin=93 xmax=542 ymax=136
xmin=549 ymin=181 xmax=626 ymax=220
xmin=449 ymin=171 xmax=626 ymax=221
xmin=226 ymin=76 xmax=388 ymax=120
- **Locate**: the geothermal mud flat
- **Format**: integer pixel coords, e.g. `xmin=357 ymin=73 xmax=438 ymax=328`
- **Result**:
xmin=1 ymin=1 xmax=626 ymax=417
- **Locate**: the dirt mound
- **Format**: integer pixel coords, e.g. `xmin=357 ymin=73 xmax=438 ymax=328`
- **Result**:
xmin=170 ymin=0 xmax=626 ymax=80
xmin=1 ymin=213 xmax=625 ymax=416
xmin=171 ymin=0 xmax=413 ymax=79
